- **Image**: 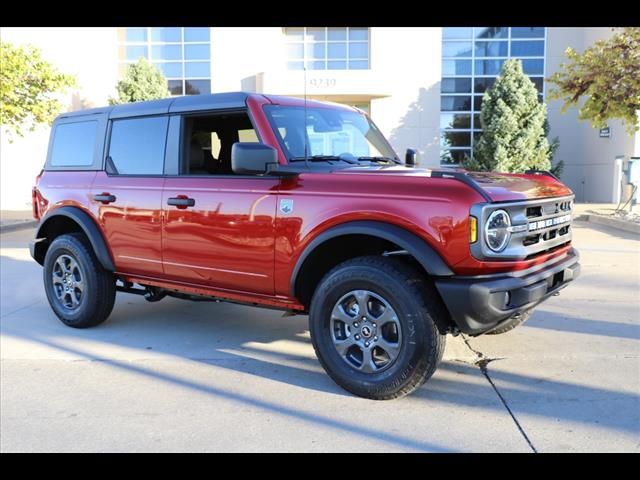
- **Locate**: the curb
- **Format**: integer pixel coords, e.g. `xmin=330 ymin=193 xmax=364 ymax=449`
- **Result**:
xmin=574 ymin=214 xmax=640 ymax=236
xmin=0 ymin=220 xmax=38 ymax=234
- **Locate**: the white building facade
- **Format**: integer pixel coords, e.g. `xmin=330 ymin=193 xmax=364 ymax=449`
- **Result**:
xmin=1 ymin=26 xmax=637 ymax=210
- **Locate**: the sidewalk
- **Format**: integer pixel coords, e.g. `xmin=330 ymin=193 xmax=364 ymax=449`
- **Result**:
xmin=573 ymin=203 xmax=640 ymax=236
xmin=0 ymin=210 xmax=37 ymax=233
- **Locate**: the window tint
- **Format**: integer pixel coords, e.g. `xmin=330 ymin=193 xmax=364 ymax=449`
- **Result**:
xmin=50 ymin=121 xmax=98 ymax=167
xmin=108 ymin=117 xmax=168 ymax=175
xmin=185 ymin=80 xmax=211 ymax=95
xmin=441 ymin=78 xmax=472 ymax=94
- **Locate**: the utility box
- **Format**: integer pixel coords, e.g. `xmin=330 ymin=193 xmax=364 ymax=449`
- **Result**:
xmin=622 ymin=157 xmax=640 ymax=206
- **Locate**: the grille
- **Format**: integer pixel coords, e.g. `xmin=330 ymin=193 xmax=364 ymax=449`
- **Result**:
xmin=522 ymin=199 xmax=572 ymax=251
xmin=471 ymin=195 xmax=574 ymax=260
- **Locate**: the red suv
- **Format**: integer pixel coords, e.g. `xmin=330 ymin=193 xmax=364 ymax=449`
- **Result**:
xmin=30 ymin=92 xmax=580 ymax=399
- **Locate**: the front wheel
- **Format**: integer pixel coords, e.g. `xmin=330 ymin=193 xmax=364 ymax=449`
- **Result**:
xmin=43 ymin=233 xmax=116 ymax=328
xmin=309 ymin=256 xmax=446 ymax=400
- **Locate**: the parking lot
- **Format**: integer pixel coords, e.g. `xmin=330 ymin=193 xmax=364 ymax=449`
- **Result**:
xmin=1 ymin=220 xmax=639 ymax=452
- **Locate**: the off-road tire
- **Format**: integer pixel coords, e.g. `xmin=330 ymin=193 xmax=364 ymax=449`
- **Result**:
xmin=43 ymin=233 xmax=116 ymax=328
xmin=309 ymin=256 xmax=446 ymax=400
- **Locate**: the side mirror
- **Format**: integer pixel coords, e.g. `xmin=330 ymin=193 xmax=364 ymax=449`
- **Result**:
xmin=405 ymin=148 xmax=418 ymax=167
xmin=231 ymin=143 xmax=278 ymax=175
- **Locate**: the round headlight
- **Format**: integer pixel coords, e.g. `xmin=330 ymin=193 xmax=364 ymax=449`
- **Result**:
xmin=485 ymin=209 xmax=511 ymax=252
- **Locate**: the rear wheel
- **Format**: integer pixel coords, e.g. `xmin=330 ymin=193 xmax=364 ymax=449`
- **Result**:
xmin=43 ymin=233 xmax=116 ymax=328
xmin=309 ymin=256 xmax=446 ymax=400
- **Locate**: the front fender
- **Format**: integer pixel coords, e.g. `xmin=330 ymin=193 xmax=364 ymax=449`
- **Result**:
xmin=290 ymin=220 xmax=454 ymax=297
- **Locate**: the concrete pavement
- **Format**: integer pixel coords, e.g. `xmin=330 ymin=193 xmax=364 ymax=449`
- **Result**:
xmin=1 ymin=222 xmax=638 ymax=452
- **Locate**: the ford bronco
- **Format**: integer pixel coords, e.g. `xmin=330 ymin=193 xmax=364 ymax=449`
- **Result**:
xmin=30 ymin=92 xmax=580 ymax=399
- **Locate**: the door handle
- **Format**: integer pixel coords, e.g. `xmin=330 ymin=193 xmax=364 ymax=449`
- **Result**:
xmin=94 ymin=193 xmax=116 ymax=204
xmin=167 ymin=196 xmax=195 ymax=208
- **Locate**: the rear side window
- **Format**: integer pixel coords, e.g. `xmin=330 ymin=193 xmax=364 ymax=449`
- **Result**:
xmin=108 ymin=116 xmax=168 ymax=175
xmin=50 ymin=121 xmax=98 ymax=167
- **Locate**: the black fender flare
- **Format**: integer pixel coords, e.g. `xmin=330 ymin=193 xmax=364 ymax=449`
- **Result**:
xmin=33 ymin=206 xmax=115 ymax=271
xmin=290 ymin=220 xmax=454 ymax=297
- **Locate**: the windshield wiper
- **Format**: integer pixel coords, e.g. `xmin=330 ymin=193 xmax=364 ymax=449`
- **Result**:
xmin=290 ymin=155 xmax=358 ymax=164
xmin=356 ymin=156 xmax=400 ymax=165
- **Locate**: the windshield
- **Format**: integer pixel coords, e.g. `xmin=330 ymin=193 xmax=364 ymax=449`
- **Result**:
xmin=264 ymin=105 xmax=399 ymax=164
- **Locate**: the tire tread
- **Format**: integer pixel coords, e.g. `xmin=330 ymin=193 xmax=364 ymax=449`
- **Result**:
xmin=310 ymin=255 xmax=446 ymax=400
xmin=44 ymin=232 xmax=116 ymax=328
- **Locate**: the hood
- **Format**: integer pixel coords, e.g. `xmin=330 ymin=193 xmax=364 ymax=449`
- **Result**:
xmin=463 ymin=171 xmax=573 ymax=202
xmin=335 ymin=165 xmax=573 ymax=202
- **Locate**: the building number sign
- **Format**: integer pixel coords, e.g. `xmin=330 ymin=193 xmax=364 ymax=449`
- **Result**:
xmin=309 ymin=78 xmax=337 ymax=88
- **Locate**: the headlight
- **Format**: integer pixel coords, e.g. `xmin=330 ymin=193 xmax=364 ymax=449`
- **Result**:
xmin=485 ymin=209 xmax=511 ymax=252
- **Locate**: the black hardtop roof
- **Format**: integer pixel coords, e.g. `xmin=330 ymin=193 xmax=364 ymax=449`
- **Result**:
xmin=56 ymin=91 xmax=255 ymax=120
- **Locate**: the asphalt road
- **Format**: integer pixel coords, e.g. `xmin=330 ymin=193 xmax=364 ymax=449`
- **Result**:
xmin=1 ymin=221 xmax=639 ymax=452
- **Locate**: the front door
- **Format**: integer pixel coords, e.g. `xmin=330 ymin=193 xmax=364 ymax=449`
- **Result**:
xmin=161 ymin=110 xmax=278 ymax=295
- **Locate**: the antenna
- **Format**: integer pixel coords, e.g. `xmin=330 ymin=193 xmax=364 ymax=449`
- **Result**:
xmin=303 ymin=65 xmax=310 ymax=171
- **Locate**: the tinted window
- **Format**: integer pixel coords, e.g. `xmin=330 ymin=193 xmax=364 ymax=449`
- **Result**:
xmin=185 ymin=80 xmax=211 ymax=95
xmin=441 ymin=78 xmax=472 ymax=94
xmin=108 ymin=117 xmax=168 ymax=175
xmin=511 ymin=27 xmax=545 ymax=39
xmin=50 ymin=121 xmax=98 ymax=167
xmin=442 ymin=41 xmax=473 ymax=58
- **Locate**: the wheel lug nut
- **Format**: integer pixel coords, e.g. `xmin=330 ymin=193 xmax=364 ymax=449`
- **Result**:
xmin=365 ymin=341 xmax=370 ymax=347
xmin=374 ymin=336 xmax=378 ymax=341
xmin=354 ymin=322 xmax=359 ymax=328
xmin=362 ymin=316 xmax=366 ymax=321
xmin=355 ymin=334 xmax=360 ymax=340
xmin=372 ymin=323 xmax=376 ymax=328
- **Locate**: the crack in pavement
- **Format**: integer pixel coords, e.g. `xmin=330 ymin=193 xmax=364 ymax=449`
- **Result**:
xmin=460 ymin=334 xmax=538 ymax=453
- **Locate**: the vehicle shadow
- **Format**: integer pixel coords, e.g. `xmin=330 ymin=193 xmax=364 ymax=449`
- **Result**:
xmin=525 ymin=308 xmax=640 ymax=340
xmin=2 ymin=253 xmax=458 ymax=451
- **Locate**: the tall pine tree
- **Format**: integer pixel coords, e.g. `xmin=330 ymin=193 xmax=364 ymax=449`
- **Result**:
xmin=464 ymin=59 xmax=551 ymax=173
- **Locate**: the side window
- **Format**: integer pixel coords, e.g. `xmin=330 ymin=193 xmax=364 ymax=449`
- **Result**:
xmin=49 ymin=121 xmax=98 ymax=167
xmin=182 ymin=111 xmax=258 ymax=175
xmin=108 ymin=116 xmax=168 ymax=175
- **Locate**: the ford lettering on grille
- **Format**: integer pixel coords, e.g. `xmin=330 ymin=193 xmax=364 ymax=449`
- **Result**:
xmin=528 ymin=214 xmax=571 ymax=232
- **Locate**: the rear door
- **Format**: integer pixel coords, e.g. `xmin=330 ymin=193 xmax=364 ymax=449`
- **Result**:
xmin=91 ymin=115 xmax=168 ymax=276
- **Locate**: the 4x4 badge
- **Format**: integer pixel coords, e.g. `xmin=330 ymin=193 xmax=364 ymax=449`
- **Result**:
xmin=280 ymin=199 xmax=294 ymax=214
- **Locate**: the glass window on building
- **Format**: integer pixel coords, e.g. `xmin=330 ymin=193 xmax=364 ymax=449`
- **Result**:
xmin=118 ymin=27 xmax=212 ymax=96
xmin=439 ymin=26 xmax=546 ymax=166
xmin=284 ymin=27 xmax=370 ymax=70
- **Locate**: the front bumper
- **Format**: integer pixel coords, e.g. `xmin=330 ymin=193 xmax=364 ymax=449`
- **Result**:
xmin=435 ymin=248 xmax=581 ymax=335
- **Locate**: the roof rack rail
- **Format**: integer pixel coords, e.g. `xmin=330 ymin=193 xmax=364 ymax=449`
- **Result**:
xmin=524 ymin=169 xmax=560 ymax=181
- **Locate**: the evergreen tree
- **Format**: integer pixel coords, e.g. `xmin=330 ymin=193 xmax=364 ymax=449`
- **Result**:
xmin=109 ymin=58 xmax=170 ymax=105
xmin=463 ymin=59 xmax=551 ymax=173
